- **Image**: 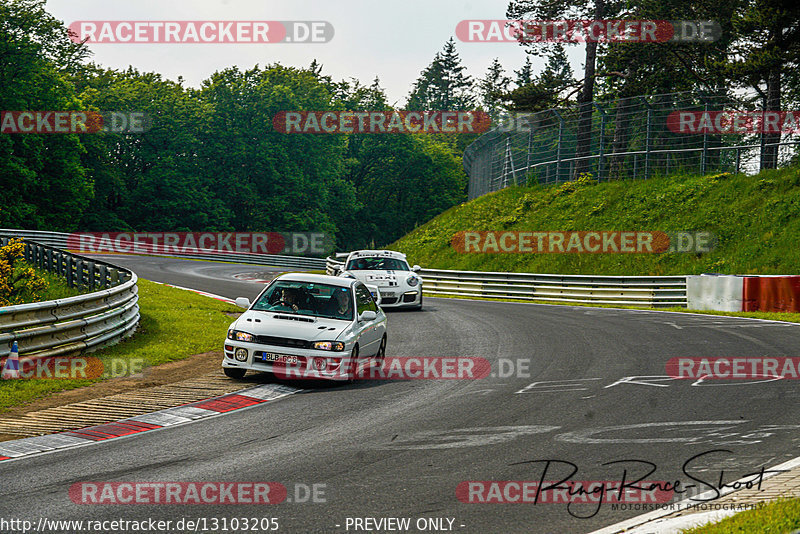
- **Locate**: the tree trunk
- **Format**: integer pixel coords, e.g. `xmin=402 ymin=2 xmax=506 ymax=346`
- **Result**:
xmin=760 ymin=66 xmax=781 ymax=170
xmin=574 ymin=0 xmax=604 ymax=178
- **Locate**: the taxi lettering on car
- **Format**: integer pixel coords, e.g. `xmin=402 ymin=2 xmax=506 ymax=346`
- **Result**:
xmin=337 ymin=250 xmax=423 ymax=309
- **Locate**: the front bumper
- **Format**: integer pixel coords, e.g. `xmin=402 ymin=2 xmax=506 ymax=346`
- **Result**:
xmin=376 ymin=288 xmax=421 ymax=307
xmin=222 ymin=341 xmax=355 ymax=381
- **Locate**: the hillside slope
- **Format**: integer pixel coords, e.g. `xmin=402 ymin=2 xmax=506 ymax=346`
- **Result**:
xmin=390 ymin=168 xmax=800 ymax=276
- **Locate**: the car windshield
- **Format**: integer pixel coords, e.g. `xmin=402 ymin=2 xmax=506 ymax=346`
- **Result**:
xmin=252 ymin=281 xmax=354 ymax=321
xmin=346 ymin=257 xmax=409 ymax=271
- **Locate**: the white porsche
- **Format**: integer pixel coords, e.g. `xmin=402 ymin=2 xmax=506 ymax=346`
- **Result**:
xmin=223 ymin=273 xmax=387 ymax=381
xmin=337 ymin=250 xmax=423 ymax=309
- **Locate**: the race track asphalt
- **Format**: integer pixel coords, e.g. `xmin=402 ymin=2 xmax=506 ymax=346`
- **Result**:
xmin=2 ymin=255 xmax=799 ymax=534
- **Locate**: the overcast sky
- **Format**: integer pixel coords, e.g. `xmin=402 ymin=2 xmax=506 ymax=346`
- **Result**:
xmin=46 ymin=0 xmax=585 ymax=106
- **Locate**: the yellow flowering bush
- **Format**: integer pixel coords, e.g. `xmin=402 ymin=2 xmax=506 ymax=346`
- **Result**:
xmin=0 ymin=239 xmax=48 ymax=306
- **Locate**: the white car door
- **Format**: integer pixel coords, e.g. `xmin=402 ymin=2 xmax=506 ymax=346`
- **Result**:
xmin=354 ymin=283 xmax=381 ymax=356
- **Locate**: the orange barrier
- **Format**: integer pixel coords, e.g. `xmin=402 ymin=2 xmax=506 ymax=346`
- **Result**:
xmin=742 ymin=276 xmax=800 ymax=312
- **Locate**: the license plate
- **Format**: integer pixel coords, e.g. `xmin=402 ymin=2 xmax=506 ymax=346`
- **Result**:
xmin=261 ymin=352 xmax=298 ymax=364
xmin=380 ymin=291 xmax=396 ymax=297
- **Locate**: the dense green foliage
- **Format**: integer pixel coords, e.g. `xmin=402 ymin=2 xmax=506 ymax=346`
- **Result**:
xmin=0 ymin=1 xmax=467 ymax=250
xmin=391 ymin=167 xmax=800 ymax=275
xmin=3 ymin=0 xmax=800 ymax=250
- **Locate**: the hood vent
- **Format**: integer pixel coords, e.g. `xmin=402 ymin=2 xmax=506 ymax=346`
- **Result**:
xmin=273 ymin=314 xmax=315 ymax=323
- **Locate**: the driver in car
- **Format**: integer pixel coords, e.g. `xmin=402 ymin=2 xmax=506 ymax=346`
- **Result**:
xmin=328 ymin=288 xmax=352 ymax=318
xmin=275 ymin=287 xmax=301 ymax=312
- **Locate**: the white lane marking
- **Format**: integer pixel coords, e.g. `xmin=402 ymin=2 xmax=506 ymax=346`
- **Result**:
xmin=691 ymin=374 xmax=784 ymax=386
xmin=604 ymin=375 xmax=679 ymax=388
xmin=556 ymin=421 xmax=748 ymax=445
xmin=515 ymin=378 xmax=601 ymax=394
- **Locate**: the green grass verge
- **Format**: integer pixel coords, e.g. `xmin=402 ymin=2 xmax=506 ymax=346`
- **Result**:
xmin=0 ymin=279 xmax=240 ymax=413
xmin=391 ymin=167 xmax=800 ymax=276
xmin=11 ymin=262 xmax=85 ymax=304
xmin=681 ymin=498 xmax=800 ymax=533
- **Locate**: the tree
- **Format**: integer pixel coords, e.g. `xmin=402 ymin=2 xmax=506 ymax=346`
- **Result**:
xmin=725 ymin=0 xmax=800 ymax=169
xmin=478 ymin=58 xmax=512 ymax=120
xmin=507 ymin=0 xmax=624 ymax=176
xmin=0 ymin=0 xmax=94 ymax=230
xmin=504 ymin=46 xmax=575 ymax=112
xmin=515 ymin=56 xmax=535 ymax=87
xmin=407 ymin=38 xmax=474 ymax=110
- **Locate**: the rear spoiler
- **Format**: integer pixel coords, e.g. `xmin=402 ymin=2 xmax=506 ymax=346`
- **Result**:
xmin=335 ymin=252 xmax=350 ymax=260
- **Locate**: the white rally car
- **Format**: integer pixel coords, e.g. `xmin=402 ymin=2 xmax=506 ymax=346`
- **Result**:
xmin=223 ymin=273 xmax=387 ymax=381
xmin=337 ymin=250 xmax=423 ymax=309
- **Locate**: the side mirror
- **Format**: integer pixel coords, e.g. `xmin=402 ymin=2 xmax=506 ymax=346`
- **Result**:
xmin=358 ymin=310 xmax=377 ymax=322
xmin=412 ymin=265 xmax=421 ymax=272
xmin=234 ymin=297 xmax=251 ymax=309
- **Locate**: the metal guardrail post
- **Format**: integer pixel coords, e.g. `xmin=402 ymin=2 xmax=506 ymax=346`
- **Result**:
xmin=701 ymin=99 xmax=710 ymax=174
xmin=553 ymin=110 xmax=564 ymax=183
xmin=593 ymin=103 xmax=607 ymax=181
xmin=66 ymin=256 xmax=74 ymax=287
xmin=641 ymin=96 xmax=653 ymax=180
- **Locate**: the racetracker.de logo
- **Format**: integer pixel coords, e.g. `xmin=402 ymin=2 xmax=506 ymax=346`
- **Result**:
xmin=451 ymin=231 xmax=716 ymax=254
xmin=0 ymin=356 xmax=143 ymax=380
xmin=666 ymin=111 xmax=800 ymax=134
xmin=69 ymin=482 xmax=286 ymax=504
xmin=667 ymin=357 xmax=800 ymax=379
xmin=272 ymin=111 xmax=492 ymax=134
xmin=273 ymin=357 xmax=492 ymax=380
xmin=452 ymin=231 xmax=671 ymax=254
xmin=68 ymin=21 xmax=333 ymax=44
xmin=67 ymin=232 xmax=332 ymax=256
xmin=0 ymin=111 xmax=151 ymax=134
xmin=456 ymin=480 xmax=673 ymax=504
xmin=456 ymin=20 xmax=721 ymax=43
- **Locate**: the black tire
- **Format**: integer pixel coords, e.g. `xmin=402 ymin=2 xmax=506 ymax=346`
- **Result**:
xmin=376 ymin=335 xmax=387 ymax=365
xmin=346 ymin=345 xmax=359 ymax=383
xmin=224 ymin=367 xmax=247 ymax=379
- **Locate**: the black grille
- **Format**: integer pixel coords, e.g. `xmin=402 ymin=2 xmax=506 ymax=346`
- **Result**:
xmin=402 ymin=293 xmax=417 ymax=303
xmin=253 ymin=335 xmax=311 ymax=349
xmin=381 ymin=297 xmax=398 ymax=305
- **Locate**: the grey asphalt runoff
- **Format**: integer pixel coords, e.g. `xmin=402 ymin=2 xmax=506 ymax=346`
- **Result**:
xmin=2 ymin=255 xmax=799 ymax=534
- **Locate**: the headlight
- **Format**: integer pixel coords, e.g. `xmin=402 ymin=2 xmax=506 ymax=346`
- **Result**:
xmin=227 ymin=330 xmax=254 ymax=342
xmin=313 ymin=341 xmax=345 ymax=351
xmin=406 ymin=275 xmax=419 ymax=287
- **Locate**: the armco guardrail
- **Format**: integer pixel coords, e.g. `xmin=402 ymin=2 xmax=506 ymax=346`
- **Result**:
xmin=0 ymin=238 xmax=139 ymax=362
xmin=0 ymin=229 xmax=328 ymax=270
xmin=326 ymin=256 xmax=687 ymax=308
